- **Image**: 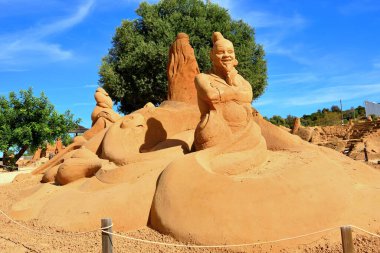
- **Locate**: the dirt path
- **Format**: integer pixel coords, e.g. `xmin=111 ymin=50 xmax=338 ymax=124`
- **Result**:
xmin=0 ymin=166 xmax=35 ymax=185
xmin=0 ymin=174 xmax=379 ymax=253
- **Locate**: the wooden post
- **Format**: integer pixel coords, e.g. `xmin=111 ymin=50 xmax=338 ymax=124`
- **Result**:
xmin=101 ymin=218 xmax=113 ymax=253
xmin=364 ymin=144 xmax=368 ymax=162
xmin=341 ymin=226 xmax=354 ymax=253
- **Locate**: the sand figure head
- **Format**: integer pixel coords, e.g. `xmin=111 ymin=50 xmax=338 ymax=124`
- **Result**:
xmin=210 ymin=32 xmax=238 ymax=73
xmin=95 ymin=87 xmax=113 ymax=109
xmin=90 ymin=87 xmax=120 ymax=128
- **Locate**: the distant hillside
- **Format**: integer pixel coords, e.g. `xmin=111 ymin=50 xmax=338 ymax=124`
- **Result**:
xmin=265 ymin=105 xmax=371 ymax=128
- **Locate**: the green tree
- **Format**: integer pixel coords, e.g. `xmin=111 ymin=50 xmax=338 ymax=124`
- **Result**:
xmin=356 ymin=106 xmax=366 ymax=117
xmin=267 ymin=114 xmax=296 ymax=128
xmin=269 ymin=115 xmax=286 ymax=127
xmin=99 ymin=0 xmax=267 ymax=113
xmin=322 ymin=108 xmax=330 ymax=113
xmin=284 ymin=115 xmax=296 ymax=128
xmin=0 ymin=88 xmax=80 ymax=168
xmin=331 ymin=105 xmax=341 ymax=112
xmin=298 ymin=104 xmax=371 ymax=126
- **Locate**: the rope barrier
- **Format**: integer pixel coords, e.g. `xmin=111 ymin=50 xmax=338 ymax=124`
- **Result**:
xmin=350 ymin=225 xmax=380 ymax=238
xmin=0 ymin=209 xmax=112 ymax=236
xmin=1 ymin=207 xmax=380 ymax=247
xmin=100 ymin=226 xmax=340 ymax=248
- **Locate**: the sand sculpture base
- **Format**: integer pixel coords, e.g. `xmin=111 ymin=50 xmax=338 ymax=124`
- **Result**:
xmin=151 ymin=143 xmax=380 ymax=244
xmin=7 ymin=114 xmax=380 ymax=244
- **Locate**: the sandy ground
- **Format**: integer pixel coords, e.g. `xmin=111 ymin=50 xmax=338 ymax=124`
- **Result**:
xmin=0 ymin=166 xmax=35 ymax=185
xmin=0 ymin=174 xmax=379 ymax=253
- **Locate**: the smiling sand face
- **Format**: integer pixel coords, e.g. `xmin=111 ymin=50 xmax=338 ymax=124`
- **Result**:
xmin=210 ymin=33 xmax=237 ymax=74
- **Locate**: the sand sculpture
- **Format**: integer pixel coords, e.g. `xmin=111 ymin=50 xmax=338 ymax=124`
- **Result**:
xmin=291 ymin=117 xmax=316 ymax=142
xmin=9 ymin=32 xmax=380 ymax=245
xmin=292 ymin=117 xmax=301 ymax=134
xmin=167 ymin=33 xmax=199 ymax=104
xmin=74 ymin=87 xmax=121 ymax=142
xmin=30 ymin=139 xmax=64 ymax=162
xmin=33 ymin=87 xmax=121 ymax=181
xmin=193 ymin=32 xmax=266 ymax=155
xmin=30 ymin=149 xmax=43 ymax=162
xmin=33 ymin=34 xmax=201 ymax=185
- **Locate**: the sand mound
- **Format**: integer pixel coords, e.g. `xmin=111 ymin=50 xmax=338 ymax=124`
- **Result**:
xmin=364 ymin=129 xmax=380 ymax=161
xmin=150 ymin=140 xmax=380 ymax=244
xmin=253 ymin=115 xmax=303 ymax=150
xmin=8 ymin=113 xmax=380 ymax=245
xmin=11 ymin=102 xmax=200 ymax=232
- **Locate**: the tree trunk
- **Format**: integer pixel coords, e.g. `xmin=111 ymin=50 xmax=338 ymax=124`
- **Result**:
xmin=14 ymin=145 xmax=29 ymax=165
xmin=3 ymin=151 xmax=10 ymax=166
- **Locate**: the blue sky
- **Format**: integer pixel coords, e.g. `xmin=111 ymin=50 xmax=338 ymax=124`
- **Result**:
xmin=1 ymin=0 xmax=380 ymax=128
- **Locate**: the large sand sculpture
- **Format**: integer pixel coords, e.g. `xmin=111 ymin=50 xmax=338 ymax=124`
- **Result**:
xmin=9 ymin=32 xmax=380 ymax=245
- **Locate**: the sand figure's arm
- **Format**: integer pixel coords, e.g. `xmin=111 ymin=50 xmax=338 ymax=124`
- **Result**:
xmin=96 ymin=110 xmax=120 ymax=123
xmin=234 ymin=77 xmax=253 ymax=103
xmin=195 ymin=74 xmax=253 ymax=106
xmin=195 ymin=74 xmax=222 ymax=103
xmin=212 ymin=76 xmax=253 ymax=104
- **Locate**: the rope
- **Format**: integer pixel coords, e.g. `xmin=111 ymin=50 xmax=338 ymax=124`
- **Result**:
xmin=0 ymin=209 xmax=112 ymax=236
xmin=100 ymin=226 xmax=340 ymax=248
xmin=2 ymin=206 xmax=380 ymax=247
xmin=351 ymin=225 xmax=380 ymax=238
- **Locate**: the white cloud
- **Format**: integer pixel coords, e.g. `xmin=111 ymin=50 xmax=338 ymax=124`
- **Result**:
xmin=237 ymin=10 xmax=308 ymax=64
xmin=84 ymin=84 xmax=99 ymax=88
xmin=0 ymin=0 xmax=94 ymax=70
xmin=244 ymin=11 xmax=305 ymax=29
xmin=263 ymin=42 xmax=311 ymax=65
xmin=32 ymin=0 xmax=94 ymax=38
xmin=269 ymin=72 xmax=319 ymax=85
xmin=73 ymin=102 xmax=94 ymax=106
xmin=41 ymin=85 xmax=100 ymax=91
xmin=212 ymin=0 xmax=233 ymax=10
xmin=252 ymin=99 xmax=274 ymax=106
xmin=259 ymin=66 xmax=380 ymax=110
xmin=285 ymin=83 xmax=380 ymax=106
xmin=0 ymin=68 xmax=27 ymax=72
xmin=373 ymin=59 xmax=380 ymax=69
xmin=0 ymin=41 xmax=73 ymax=63
xmin=327 ymin=68 xmax=380 ymax=85
xmin=339 ymin=0 xmax=380 ymax=15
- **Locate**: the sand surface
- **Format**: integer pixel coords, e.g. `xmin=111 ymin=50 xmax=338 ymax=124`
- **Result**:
xmin=2 ymin=115 xmax=380 ymax=252
xmin=1 ymin=165 xmax=380 ymax=252
xmin=0 ymin=166 xmax=35 ymax=185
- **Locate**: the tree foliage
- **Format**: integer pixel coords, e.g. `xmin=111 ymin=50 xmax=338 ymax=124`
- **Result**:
xmin=266 ymin=105 xmax=367 ymax=128
xmin=266 ymin=115 xmax=295 ymax=129
xmin=99 ymin=0 xmax=267 ymax=113
xmin=0 ymin=88 xmax=80 ymax=167
xmin=330 ymin=105 xmax=341 ymax=112
xmin=301 ymin=111 xmax=341 ymax=126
